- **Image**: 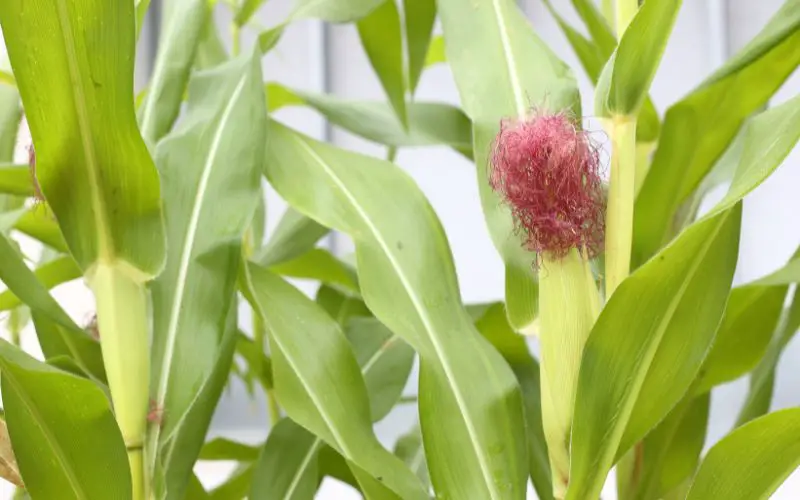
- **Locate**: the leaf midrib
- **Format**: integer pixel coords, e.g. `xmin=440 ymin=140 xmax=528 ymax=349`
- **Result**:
xmin=291 ymin=135 xmax=502 ymax=500
xmin=1 ymin=369 xmax=88 ymax=499
xmin=489 ymin=0 xmax=527 ymax=117
xmin=281 ymin=440 xmax=321 ymax=500
xmin=54 ymin=0 xmax=111 ymax=258
xmin=151 ymin=74 xmax=249 ymax=465
xmin=270 ymin=325 xmax=404 ymax=499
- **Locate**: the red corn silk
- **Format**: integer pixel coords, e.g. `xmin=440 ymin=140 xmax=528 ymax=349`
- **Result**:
xmin=489 ymin=110 xmax=605 ymax=260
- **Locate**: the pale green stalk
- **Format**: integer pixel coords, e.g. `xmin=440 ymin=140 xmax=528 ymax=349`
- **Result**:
xmin=89 ymin=263 xmax=150 ymax=500
xmin=605 ymin=117 xmax=637 ymax=296
xmin=609 ymin=3 xmax=641 ymax=496
xmin=539 ymin=249 xmax=600 ymax=498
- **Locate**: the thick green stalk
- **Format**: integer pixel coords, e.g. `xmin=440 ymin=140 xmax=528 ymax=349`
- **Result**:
xmin=539 ymin=249 xmax=600 ymax=498
xmin=605 ymin=117 xmax=637 ymax=297
xmin=89 ymin=263 xmax=150 ymax=500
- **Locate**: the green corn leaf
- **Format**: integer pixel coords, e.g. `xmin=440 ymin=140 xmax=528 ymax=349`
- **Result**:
xmin=267 ymin=83 xmax=473 ymax=157
xmin=693 ymin=284 xmax=787 ymax=394
xmin=0 ymin=231 xmax=104 ymax=381
xmin=267 ymin=248 xmax=359 ymax=294
xmin=0 ymin=0 xmax=167 ymax=278
xmin=0 ymin=164 xmax=32 ymax=197
xmin=12 ymin=209 xmax=68 ymax=253
xmin=315 ymin=285 xmax=372 ymax=326
xmin=404 ymin=0 xmax=436 ymax=93
xmin=199 ymin=438 xmax=261 ymax=462
xmin=148 ymin=47 xmax=266 ymax=500
xmin=208 ymin=463 xmax=254 ymax=500
xmin=424 ymin=36 xmax=445 ymax=67
xmin=542 ymin=0 xmax=660 ymax=142
xmin=0 ymin=339 xmax=130 ymax=499
xmin=0 ymin=255 xmax=82 ymax=312
xmin=345 ymin=316 xmax=415 ymax=422
xmin=394 ymin=425 xmax=431 ymax=492
xmin=235 ymin=0 xmax=268 ymax=27
xmin=0 ymin=83 xmax=21 ymax=167
xmin=474 ymin=303 xmax=553 ymax=500
xmin=630 ymin=393 xmax=710 ymax=500
xmin=596 ymin=0 xmax=682 ymax=117
xmin=195 ymin=13 xmax=229 ymax=71
xmin=437 ymin=0 xmax=579 ymax=331
xmin=291 ymin=0 xmax=385 ymax=22
xmin=257 ymin=206 xmax=330 ymax=267
xmin=185 ymin=474 xmax=211 ymax=500
xmin=234 ymin=330 xmax=274 ymax=392
xmin=245 ymin=270 xmax=416 ymax=497
xmin=569 ymin=0 xmax=616 ymax=54
xmin=737 ymin=284 xmax=800 ymax=426
xmin=686 ymin=408 xmax=800 ymax=500
xmin=263 ymin=120 xmax=526 ymax=499
xmin=357 ymin=0 xmax=408 ymax=128
xmin=250 ymin=418 xmax=322 ymax=500
xmin=567 ymin=206 xmax=741 ymax=500
xmin=138 ymin=0 xmax=208 ymax=145
xmin=241 ymin=264 xmax=428 ymax=499
xmin=633 ymin=2 xmax=800 ymax=264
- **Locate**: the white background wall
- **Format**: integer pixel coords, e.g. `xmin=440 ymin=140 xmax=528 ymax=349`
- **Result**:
xmin=1 ymin=0 xmax=799 ymax=498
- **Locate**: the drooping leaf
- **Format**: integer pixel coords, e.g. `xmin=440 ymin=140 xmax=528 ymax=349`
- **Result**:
xmin=474 ymin=303 xmax=553 ymax=500
xmin=0 ymin=255 xmax=82 ymax=312
xmin=633 ymin=3 xmax=800 ymax=264
xmin=267 ymin=84 xmax=473 ymax=157
xmin=403 ymin=0 xmax=436 ymax=93
xmin=630 ymin=393 xmax=710 ymax=500
xmin=694 ymin=285 xmax=787 ymax=394
xmin=0 ymin=0 xmax=166 ymax=276
xmin=138 ymin=0 xmax=209 ymax=145
xmin=0 ymin=165 xmax=32 ymax=197
xmin=686 ymin=408 xmax=800 ymax=500
xmin=241 ymin=264 xmax=427 ymax=499
xmin=0 ymin=339 xmax=131 ymax=499
xmin=567 ymin=207 xmax=741 ymax=500
xmin=148 ymin=47 xmax=266 ymax=500
xmin=263 ymin=120 xmax=527 ymax=499
xmin=250 ymin=418 xmax=321 ymax=500
xmin=357 ymin=0 xmax=407 ymax=127
xmin=436 ymin=0 xmax=579 ymax=331
xmin=315 ymin=285 xmax=372 ymax=326
xmin=596 ymin=0 xmax=682 ymax=117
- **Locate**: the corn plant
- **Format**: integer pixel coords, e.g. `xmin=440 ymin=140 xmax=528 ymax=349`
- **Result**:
xmin=0 ymin=0 xmax=798 ymax=499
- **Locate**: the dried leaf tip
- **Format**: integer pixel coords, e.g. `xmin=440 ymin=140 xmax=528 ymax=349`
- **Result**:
xmin=489 ymin=109 xmax=605 ymax=260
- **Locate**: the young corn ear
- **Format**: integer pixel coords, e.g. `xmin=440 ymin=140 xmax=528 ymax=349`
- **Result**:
xmin=490 ymin=110 xmax=604 ymax=498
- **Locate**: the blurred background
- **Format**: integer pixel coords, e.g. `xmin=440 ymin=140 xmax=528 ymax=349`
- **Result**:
xmin=1 ymin=0 xmax=799 ymax=497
